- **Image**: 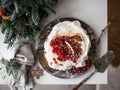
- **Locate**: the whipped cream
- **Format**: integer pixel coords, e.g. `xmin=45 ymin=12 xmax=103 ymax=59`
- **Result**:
xmin=44 ymin=21 xmax=91 ymax=71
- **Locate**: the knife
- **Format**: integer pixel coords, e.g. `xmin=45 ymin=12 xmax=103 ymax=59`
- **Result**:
xmin=72 ymin=50 xmax=115 ymax=90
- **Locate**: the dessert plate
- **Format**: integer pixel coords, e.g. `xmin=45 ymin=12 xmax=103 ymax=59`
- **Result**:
xmin=36 ymin=17 xmax=97 ymax=78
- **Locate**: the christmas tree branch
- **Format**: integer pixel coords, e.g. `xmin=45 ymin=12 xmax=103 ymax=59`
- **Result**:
xmin=0 ymin=58 xmax=21 ymax=75
xmin=0 ymin=0 xmax=58 ymax=47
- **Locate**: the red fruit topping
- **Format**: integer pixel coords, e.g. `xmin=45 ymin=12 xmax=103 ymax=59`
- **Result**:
xmin=68 ymin=60 xmax=92 ymax=74
xmin=59 ymin=64 xmax=63 ymax=66
xmin=0 ymin=9 xmax=5 ymax=16
xmin=50 ymin=36 xmax=82 ymax=63
xmin=53 ymin=58 xmax=58 ymax=64
xmin=50 ymin=62 xmax=53 ymax=65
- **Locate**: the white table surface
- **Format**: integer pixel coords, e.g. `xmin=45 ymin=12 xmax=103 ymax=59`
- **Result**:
xmin=0 ymin=0 xmax=107 ymax=85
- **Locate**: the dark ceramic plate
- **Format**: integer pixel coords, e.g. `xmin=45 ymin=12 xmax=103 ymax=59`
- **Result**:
xmin=36 ymin=17 xmax=96 ymax=78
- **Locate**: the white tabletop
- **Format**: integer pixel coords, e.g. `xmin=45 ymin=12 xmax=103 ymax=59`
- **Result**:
xmin=0 ymin=0 xmax=107 ymax=84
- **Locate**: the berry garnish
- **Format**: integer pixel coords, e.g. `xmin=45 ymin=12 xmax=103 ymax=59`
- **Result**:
xmin=50 ymin=36 xmax=82 ymax=63
xmin=0 ymin=9 xmax=5 ymax=16
xmin=68 ymin=60 xmax=92 ymax=74
xmin=53 ymin=58 xmax=58 ymax=64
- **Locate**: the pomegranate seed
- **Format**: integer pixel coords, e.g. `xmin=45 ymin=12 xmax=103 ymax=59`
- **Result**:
xmin=59 ymin=64 xmax=63 ymax=66
xmin=53 ymin=58 xmax=58 ymax=64
xmin=68 ymin=60 xmax=92 ymax=75
xmin=50 ymin=36 xmax=82 ymax=63
xmin=50 ymin=62 xmax=53 ymax=65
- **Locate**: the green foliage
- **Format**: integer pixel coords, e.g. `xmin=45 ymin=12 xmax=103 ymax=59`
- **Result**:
xmin=0 ymin=0 xmax=57 ymax=48
xmin=0 ymin=18 xmax=41 ymax=48
xmin=0 ymin=58 xmax=21 ymax=75
xmin=88 ymin=50 xmax=100 ymax=68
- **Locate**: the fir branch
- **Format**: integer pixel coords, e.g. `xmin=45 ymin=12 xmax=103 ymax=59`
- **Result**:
xmin=0 ymin=58 xmax=21 ymax=75
xmin=88 ymin=50 xmax=100 ymax=68
xmin=0 ymin=0 xmax=58 ymax=47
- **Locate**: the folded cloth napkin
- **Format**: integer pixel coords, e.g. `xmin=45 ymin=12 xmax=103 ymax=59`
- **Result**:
xmin=15 ymin=44 xmax=34 ymax=66
xmin=0 ymin=42 xmax=35 ymax=90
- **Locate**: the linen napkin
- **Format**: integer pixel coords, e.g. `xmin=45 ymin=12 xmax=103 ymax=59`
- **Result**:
xmin=0 ymin=42 xmax=35 ymax=90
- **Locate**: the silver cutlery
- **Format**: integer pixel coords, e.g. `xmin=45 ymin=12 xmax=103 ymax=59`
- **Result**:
xmin=72 ymin=50 xmax=115 ymax=90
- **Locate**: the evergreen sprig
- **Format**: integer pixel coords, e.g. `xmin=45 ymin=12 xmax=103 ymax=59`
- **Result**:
xmin=0 ymin=58 xmax=21 ymax=75
xmin=88 ymin=50 xmax=100 ymax=68
xmin=0 ymin=0 xmax=57 ymax=48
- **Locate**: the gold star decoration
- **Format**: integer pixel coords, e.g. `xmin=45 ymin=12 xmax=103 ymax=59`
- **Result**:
xmin=32 ymin=66 xmax=43 ymax=79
